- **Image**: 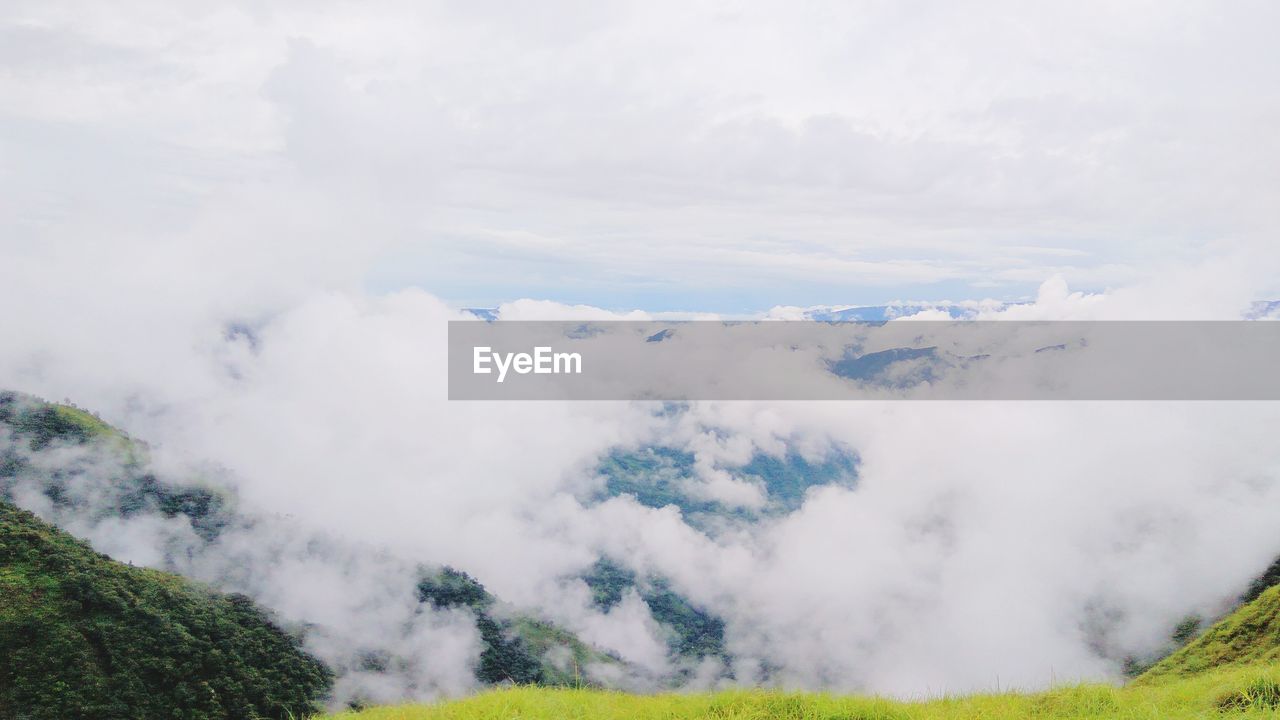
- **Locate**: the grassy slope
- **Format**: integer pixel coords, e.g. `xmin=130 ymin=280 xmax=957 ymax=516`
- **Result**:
xmin=1 ymin=390 xmax=236 ymax=540
xmin=1137 ymin=585 xmax=1280 ymax=682
xmin=509 ymin=617 xmax=619 ymax=686
xmin=1 ymin=394 xmax=124 ymax=446
xmin=323 ymin=665 xmax=1280 ymax=720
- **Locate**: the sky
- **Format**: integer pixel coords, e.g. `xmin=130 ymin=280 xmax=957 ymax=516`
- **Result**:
xmin=4 ymin=0 xmax=1279 ymax=312
xmin=4 ymin=0 xmax=1280 ymax=708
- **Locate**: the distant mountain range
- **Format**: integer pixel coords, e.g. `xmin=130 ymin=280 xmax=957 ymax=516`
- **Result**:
xmin=464 ymin=303 xmax=983 ymax=321
xmin=467 ymin=299 xmax=1280 ymax=321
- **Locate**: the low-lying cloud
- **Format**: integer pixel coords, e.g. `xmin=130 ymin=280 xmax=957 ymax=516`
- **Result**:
xmin=5 ymin=279 xmax=1280 ymax=706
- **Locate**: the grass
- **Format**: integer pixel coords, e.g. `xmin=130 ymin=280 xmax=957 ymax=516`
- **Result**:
xmin=322 ymin=664 xmax=1280 ymax=720
xmin=1 ymin=391 xmax=138 ymax=457
xmin=1138 ymin=585 xmax=1280 ymax=682
xmin=47 ymin=403 xmax=116 ymax=438
xmin=507 ymin=616 xmax=621 ymax=685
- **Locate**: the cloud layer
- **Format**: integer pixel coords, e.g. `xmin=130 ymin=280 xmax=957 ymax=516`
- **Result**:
xmin=4 ymin=0 xmax=1280 ymax=707
xmin=5 ymin=1 xmax=1280 ymax=309
xmin=5 ymin=280 xmax=1280 ymax=705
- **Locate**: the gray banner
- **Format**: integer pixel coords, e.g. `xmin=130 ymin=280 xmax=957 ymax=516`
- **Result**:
xmin=448 ymin=321 xmax=1280 ymax=400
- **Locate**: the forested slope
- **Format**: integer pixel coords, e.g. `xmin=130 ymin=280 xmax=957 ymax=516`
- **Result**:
xmin=0 ymin=501 xmax=332 ymax=720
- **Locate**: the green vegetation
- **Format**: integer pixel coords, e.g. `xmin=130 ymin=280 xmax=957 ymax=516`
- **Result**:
xmin=584 ymin=557 xmax=637 ymax=612
xmin=583 ymin=558 xmax=726 ymax=663
xmin=0 ymin=501 xmax=331 ymax=720
xmin=417 ymin=567 xmax=621 ymax=687
xmin=0 ymin=391 xmax=233 ymax=541
xmin=596 ymin=448 xmax=727 ymax=520
xmin=1122 ymin=551 xmax=1280 ymax=679
xmin=509 ymin=617 xmax=612 ymax=687
xmin=1243 ymin=556 xmax=1280 ymax=604
xmin=737 ymin=451 xmax=856 ymax=513
xmin=0 ymin=396 xmax=118 ymax=450
xmin=594 ymin=445 xmax=856 ymax=529
xmin=1138 ymin=584 xmax=1280 ymax=682
xmin=321 ymin=664 xmax=1280 ymax=720
xmin=1121 ymin=614 xmax=1205 ymax=678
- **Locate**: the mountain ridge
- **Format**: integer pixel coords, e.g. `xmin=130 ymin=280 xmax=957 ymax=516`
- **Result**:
xmin=0 ymin=390 xmax=632 ymax=707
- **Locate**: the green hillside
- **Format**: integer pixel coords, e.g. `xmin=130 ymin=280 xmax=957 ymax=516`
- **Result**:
xmin=0 ymin=391 xmax=233 ymax=541
xmin=0 ymin=501 xmax=332 ymax=720
xmin=1138 ymin=584 xmax=1280 ymax=683
xmin=582 ymin=558 xmax=726 ymax=665
xmin=417 ymin=567 xmax=623 ymax=687
xmin=1243 ymin=556 xmax=1280 ymax=604
xmin=2 ymin=390 xmax=625 ymax=701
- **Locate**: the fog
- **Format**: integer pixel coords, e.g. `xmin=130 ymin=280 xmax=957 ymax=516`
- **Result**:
xmin=4 ymin=0 xmax=1280 ymax=708
xmin=5 ymin=278 xmax=1280 ymax=705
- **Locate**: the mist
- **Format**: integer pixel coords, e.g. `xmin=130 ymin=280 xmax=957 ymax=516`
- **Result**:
xmin=4 ymin=277 xmax=1280 ymax=706
xmin=5 ymin=0 xmax=1280 ymax=709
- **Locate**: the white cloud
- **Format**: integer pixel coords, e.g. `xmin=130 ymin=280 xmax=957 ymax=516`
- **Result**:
xmin=4 ymin=0 xmax=1280 ymax=706
xmin=4 ymin=1 xmax=1279 ymax=307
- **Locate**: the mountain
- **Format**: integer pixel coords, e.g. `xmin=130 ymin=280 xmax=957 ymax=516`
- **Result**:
xmin=0 ymin=501 xmax=331 ymax=720
xmin=2 ymin=390 xmax=854 ymax=693
xmin=0 ymin=391 xmax=627 ymax=705
xmin=800 ymin=303 xmax=983 ymax=321
xmin=0 ymin=392 xmax=234 ymax=543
